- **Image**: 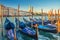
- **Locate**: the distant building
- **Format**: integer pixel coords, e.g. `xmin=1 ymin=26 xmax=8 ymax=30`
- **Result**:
xmin=0 ymin=4 xmax=8 ymax=16
xmin=0 ymin=4 xmax=32 ymax=17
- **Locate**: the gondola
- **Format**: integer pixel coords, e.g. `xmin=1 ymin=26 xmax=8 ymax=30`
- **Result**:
xmin=34 ymin=18 xmax=42 ymax=21
xmin=23 ymin=18 xmax=51 ymax=26
xmin=4 ymin=18 xmax=16 ymax=40
xmin=38 ymin=25 xmax=57 ymax=33
xmin=23 ymin=18 xmax=57 ymax=33
xmin=15 ymin=18 xmax=36 ymax=38
xmin=23 ymin=18 xmax=37 ymax=27
xmin=38 ymin=18 xmax=57 ymax=24
xmin=29 ymin=18 xmax=51 ymax=25
xmin=23 ymin=17 xmax=29 ymax=22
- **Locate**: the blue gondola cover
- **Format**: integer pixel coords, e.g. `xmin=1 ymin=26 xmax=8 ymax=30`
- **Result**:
xmin=4 ymin=18 xmax=15 ymax=30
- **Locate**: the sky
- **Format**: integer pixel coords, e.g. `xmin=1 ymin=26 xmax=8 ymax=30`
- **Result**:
xmin=0 ymin=0 xmax=60 ymax=12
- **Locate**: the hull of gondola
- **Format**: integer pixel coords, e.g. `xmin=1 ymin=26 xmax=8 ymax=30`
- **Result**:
xmin=33 ymin=26 xmax=57 ymax=33
xmin=38 ymin=28 xmax=57 ymax=33
xmin=37 ymin=25 xmax=57 ymax=33
xmin=4 ymin=18 xmax=16 ymax=40
xmin=18 ymin=29 xmax=36 ymax=38
xmin=24 ymin=18 xmax=51 ymax=25
xmin=23 ymin=22 xmax=57 ymax=33
xmin=6 ymin=30 xmax=14 ymax=40
xmin=15 ymin=18 xmax=36 ymax=38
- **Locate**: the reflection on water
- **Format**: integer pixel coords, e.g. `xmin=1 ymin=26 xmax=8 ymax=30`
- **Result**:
xmin=0 ymin=16 xmax=59 ymax=40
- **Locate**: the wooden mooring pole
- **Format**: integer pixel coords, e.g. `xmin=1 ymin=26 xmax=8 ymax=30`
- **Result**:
xmin=55 ymin=10 xmax=56 ymax=20
xmin=1 ymin=5 xmax=4 ymax=40
xmin=50 ymin=9 xmax=53 ymax=24
xmin=41 ymin=9 xmax=44 ymax=26
xmin=48 ymin=11 xmax=51 ymax=21
xmin=35 ymin=24 xmax=38 ymax=40
xmin=57 ymin=9 xmax=60 ymax=33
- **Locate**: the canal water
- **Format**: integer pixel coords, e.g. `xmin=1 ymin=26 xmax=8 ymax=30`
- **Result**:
xmin=0 ymin=16 xmax=59 ymax=40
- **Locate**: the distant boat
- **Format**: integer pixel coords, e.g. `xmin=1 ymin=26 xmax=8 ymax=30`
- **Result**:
xmin=15 ymin=18 xmax=36 ymax=38
xmin=4 ymin=18 xmax=16 ymax=40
